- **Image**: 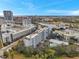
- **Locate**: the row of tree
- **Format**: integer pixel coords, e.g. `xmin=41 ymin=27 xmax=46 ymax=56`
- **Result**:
xmin=3 ymin=40 xmax=79 ymax=59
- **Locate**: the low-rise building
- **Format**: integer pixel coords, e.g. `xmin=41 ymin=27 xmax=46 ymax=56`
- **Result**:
xmin=49 ymin=39 xmax=69 ymax=47
xmin=54 ymin=29 xmax=79 ymax=42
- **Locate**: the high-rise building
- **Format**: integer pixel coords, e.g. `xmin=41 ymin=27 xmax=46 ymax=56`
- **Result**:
xmin=3 ymin=11 xmax=13 ymax=23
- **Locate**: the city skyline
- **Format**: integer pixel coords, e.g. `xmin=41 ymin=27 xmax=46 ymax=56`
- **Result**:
xmin=0 ymin=0 xmax=79 ymax=16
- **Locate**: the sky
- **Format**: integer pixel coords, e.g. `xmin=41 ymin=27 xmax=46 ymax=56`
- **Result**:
xmin=0 ymin=0 xmax=79 ymax=16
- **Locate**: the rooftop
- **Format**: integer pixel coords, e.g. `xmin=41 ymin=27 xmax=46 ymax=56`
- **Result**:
xmin=26 ymin=27 xmax=45 ymax=39
xmin=49 ymin=39 xmax=68 ymax=45
xmin=1 ymin=24 xmax=35 ymax=37
xmin=55 ymin=29 xmax=79 ymax=37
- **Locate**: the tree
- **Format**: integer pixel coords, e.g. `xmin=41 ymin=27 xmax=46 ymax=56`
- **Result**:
xmin=55 ymin=45 xmax=66 ymax=56
xmin=3 ymin=51 xmax=9 ymax=58
xmin=69 ymin=37 xmax=77 ymax=45
xmin=0 ymin=25 xmax=4 ymax=48
xmin=46 ymin=49 xmax=55 ymax=59
xmin=9 ymin=49 xmax=14 ymax=59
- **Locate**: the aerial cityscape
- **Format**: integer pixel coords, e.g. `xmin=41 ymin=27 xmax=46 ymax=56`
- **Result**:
xmin=0 ymin=0 xmax=79 ymax=59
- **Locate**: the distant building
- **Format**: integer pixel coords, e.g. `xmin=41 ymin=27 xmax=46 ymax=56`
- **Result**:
xmin=22 ymin=18 xmax=32 ymax=27
xmin=3 ymin=11 xmax=13 ymax=23
xmin=0 ymin=19 xmax=4 ymax=25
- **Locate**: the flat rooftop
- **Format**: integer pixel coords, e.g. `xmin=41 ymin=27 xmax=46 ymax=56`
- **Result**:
xmin=26 ymin=27 xmax=45 ymax=39
xmin=49 ymin=39 xmax=68 ymax=45
xmin=2 ymin=24 xmax=35 ymax=37
xmin=55 ymin=29 xmax=79 ymax=37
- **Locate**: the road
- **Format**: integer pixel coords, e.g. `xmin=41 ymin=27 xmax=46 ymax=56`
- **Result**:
xmin=0 ymin=38 xmax=23 ymax=56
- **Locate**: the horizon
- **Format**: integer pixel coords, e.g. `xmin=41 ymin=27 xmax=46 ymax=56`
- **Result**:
xmin=0 ymin=0 xmax=79 ymax=16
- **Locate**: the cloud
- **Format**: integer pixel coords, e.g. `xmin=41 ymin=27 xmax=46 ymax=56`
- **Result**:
xmin=40 ymin=0 xmax=73 ymax=8
xmin=0 ymin=10 xmax=3 ymax=16
xmin=21 ymin=1 xmax=37 ymax=11
xmin=0 ymin=12 xmax=3 ymax=16
xmin=0 ymin=0 xmax=78 ymax=16
xmin=71 ymin=10 xmax=79 ymax=15
xmin=45 ymin=9 xmax=79 ymax=15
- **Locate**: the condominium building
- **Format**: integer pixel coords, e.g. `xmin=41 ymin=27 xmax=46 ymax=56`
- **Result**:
xmin=1 ymin=24 xmax=37 ymax=45
xmin=23 ymin=26 xmax=52 ymax=48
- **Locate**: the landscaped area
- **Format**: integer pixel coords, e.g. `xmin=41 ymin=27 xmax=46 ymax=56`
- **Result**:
xmin=3 ymin=40 xmax=79 ymax=59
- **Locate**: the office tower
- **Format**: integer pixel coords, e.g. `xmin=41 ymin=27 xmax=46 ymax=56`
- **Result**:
xmin=3 ymin=10 xmax=13 ymax=23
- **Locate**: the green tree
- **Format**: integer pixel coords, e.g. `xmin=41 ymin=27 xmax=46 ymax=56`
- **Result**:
xmin=9 ymin=49 xmax=14 ymax=59
xmin=69 ymin=37 xmax=77 ymax=45
xmin=46 ymin=49 xmax=55 ymax=59
xmin=3 ymin=51 xmax=9 ymax=58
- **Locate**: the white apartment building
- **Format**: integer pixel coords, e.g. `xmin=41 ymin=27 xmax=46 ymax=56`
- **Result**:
xmin=23 ymin=27 xmax=52 ymax=48
xmin=1 ymin=24 xmax=37 ymax=44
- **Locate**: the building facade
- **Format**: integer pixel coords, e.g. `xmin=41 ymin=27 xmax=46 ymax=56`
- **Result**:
xmin=23 ymin=27 xmax=52 ymax=48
